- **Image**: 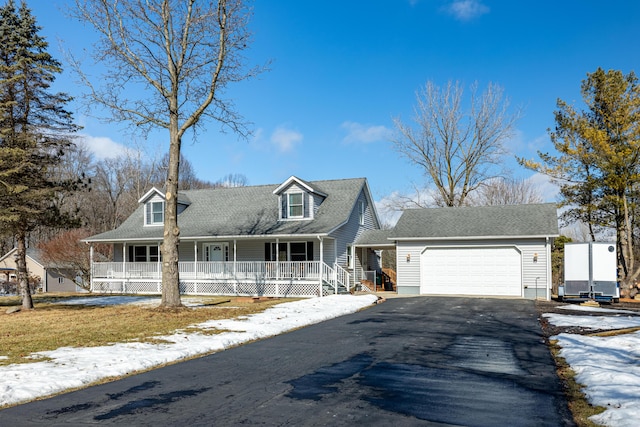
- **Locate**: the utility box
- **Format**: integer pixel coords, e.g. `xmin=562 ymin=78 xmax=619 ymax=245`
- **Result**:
xmin=560 ymin=242 xmax=619 ymax=302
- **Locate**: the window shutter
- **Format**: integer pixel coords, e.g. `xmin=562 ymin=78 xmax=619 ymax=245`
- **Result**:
xmin=281 ymin=195 xmax=288 ymax=219
xmin=264 ymin=243 xmax=271 ymax=261
xmin=145 ymin=203 xmax=151 ymax=224
xmin=307 ymin=241 xmax=314 ymax=261
xmin=304 ymin=193 xmax=309 ymax=218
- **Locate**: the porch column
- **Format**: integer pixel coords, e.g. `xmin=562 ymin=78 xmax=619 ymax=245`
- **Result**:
xmin=193 ymin=241 xmax=198 ymax=280
xmin=545 ymin=237 xmax=551 ymax=301
xmin=318 ymin=236 xmax=324 ymax=283
xmin=89 ymin=244 xmax=94 ymax=291
xmin=158 ymin=242 xmax=162 ymax=280
xmin=122 ymin=243 xmax=127 ymax=293
xmin=233 ymin=239 xmax=237 ymax=276
xmin=276 ymin=238 xmax=280 ymax=279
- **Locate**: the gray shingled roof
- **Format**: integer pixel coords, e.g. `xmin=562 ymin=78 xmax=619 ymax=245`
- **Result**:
xmin=392 ymin=203 xmax=559 ymax=239
xmin=85 ymin=178 xmax=368 ymax=242
xmin=354 ymin=229 xmax=395 ymax=246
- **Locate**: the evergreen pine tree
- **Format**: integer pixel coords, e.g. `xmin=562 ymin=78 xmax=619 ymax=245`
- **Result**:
xmin=0 ymin=0 xmax=80 ymax=309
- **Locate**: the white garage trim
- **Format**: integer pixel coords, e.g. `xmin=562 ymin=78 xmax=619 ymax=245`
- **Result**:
xmin=420 ymin=245 xmax=522 ymax=297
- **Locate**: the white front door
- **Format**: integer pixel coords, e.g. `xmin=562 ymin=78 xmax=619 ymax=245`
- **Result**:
xmin=205 ymin=243 xmax=228 ymax=262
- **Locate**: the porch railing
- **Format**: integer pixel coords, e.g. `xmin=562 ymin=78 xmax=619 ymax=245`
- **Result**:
xmin=91 ymin=260 xmax=354 ymax=298
xmin=92 ymin=261 xmax=323 ymax=281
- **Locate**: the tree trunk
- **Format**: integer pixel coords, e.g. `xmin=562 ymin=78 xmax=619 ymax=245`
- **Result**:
xmin=618 ymin=195 xmax=635 ymax=296
xmin=624 ymin=195 xmax=634 ymax=275
xmin=160 ymin=122 xmax=182 ymax=308
xmin=16 ymin=230 xmax=34 ymax=310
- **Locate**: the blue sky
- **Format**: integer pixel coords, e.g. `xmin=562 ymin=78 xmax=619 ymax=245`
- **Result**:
xmin=26 ymin=0 xmax=640 ymax=220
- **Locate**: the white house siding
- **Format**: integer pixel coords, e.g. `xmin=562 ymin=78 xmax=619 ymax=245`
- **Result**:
xmin=395 ymin=242 xmax=422 ymax=295
xmin=312 ymin=193 xmax=324 ymax=216
xmin=113 ymin=244 xmax=123 ymax=262
xmin=179 ymin=242 xmax=195 ymax=261
xmin=177 ymin=202 xmax=188 ymax=215
xmin=396 ymin=238 xmax=551 ymax=300
xmin=520 ymin=239 xmax=551 ymax=299
xmin=330 ymin=189 xmax=377 ymax=269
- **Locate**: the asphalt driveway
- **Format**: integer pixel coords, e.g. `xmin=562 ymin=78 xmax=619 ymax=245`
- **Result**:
xmin=0 ymin=297 xmax=573 ymax=426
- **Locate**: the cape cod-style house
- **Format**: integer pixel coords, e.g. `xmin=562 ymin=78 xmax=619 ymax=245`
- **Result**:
xmin=84 ymin=176 xmax=384 ymax=297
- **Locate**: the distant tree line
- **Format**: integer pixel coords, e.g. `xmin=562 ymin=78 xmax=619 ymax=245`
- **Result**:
xmin=1 ymin=142 xmax=248 ymax=292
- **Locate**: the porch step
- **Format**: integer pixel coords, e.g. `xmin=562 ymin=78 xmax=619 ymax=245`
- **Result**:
xmin=322 ymin=281 xmax=350 ymax=295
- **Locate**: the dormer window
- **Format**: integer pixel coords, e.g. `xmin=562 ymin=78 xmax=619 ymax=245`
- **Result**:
xmin=288 ymin=193 xmax=304 ymax=218
xmin=274 ymin=176 xmax=325 ymax=221
xmin=146 ymin=201 xmax=164 ymax=225
xmin=280 ymin=192 xmax=307 ymax=219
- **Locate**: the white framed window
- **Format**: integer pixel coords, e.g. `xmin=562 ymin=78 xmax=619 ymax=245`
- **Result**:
xmin=146 ymin=201 xmax=164 ymax=225
xmin=288 ymin=193 xmax=304 ymax=218
xmin=265 ymin=241 xmax=313 ymax=261
xmin=358 ymin=200 xmax=365 ymax=225
xmin=347 ymin=245 xmax=353 ymax=269
xmin=129 ymin=245 xmax=161 ymax=262
xmin=58 ymin=277 xmax=64 ymax=284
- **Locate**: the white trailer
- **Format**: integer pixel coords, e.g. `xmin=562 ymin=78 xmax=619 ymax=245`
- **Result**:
xmin=559 ymin=242 xmax=619 ymax=302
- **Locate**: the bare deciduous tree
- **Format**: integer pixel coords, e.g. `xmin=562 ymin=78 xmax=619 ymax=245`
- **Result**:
xmin=470 ymin=177 xmax=544 ymax=206
xmin=391 ymin=81 xmax=520 ymax=207
xmin=37 ymin=228 xmax=107 ymax=291
xmin=150 ymin=152 xmax=217 ymax=191
xmin=71 ymin=0 xmax=263 ymax=307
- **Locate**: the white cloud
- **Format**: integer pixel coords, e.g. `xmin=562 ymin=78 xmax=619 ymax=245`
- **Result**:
xmin=526 ymin=172 xmax=560 ymax=202
xmin=270 ymin=126 xmax=303 ymax=152
xmin=341 ymin=121 xmax=393 ymax=144
xmin=79 ymin=134 xmax=132 ymax=160
xmin=445 ymin=0 xmax=489 ymax=21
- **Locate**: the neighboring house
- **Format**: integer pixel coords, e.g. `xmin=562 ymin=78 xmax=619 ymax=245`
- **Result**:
xmin=84 ymin=176 xmax=383 ymax=297
xmin=0 ymin=248 xmax=84 ymax=293
xmin=388 ymin=204 xmax=559 ymax=300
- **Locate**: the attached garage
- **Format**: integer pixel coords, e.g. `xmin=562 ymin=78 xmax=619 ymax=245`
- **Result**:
xmin=420 ymin=246 xmax=522 ymax=296
xmin=393 ymin=204 xmax=559 ymax=300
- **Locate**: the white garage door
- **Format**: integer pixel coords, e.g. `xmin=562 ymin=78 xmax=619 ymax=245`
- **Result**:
xmin=420 ymin=247 xmax=522 ymax=296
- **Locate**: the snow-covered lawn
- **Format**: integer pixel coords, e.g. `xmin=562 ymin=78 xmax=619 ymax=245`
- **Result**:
xmin=0 ymin=294 xmax=378 ymax=408
xmin=543 ymin=305 xmax=640 ymax=427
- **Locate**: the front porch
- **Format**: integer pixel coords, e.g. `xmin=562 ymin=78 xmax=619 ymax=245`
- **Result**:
xmin=91 ymin=260 xmax=352 ymax=297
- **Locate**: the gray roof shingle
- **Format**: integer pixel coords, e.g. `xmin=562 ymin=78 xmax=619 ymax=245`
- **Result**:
xmin=392 ymin=203 xmax=559 ymax=240
xmin=85 ymin=178 xmax=368 ymax=242
xmin=354 ymin=229 xmax=395 ymax=246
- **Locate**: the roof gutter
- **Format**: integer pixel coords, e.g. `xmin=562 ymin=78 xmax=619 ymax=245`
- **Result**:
xmin=390 ymin=233 xmax=560 ymax=241
xmin=83 ymin=233 xmax=333 ymax=244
